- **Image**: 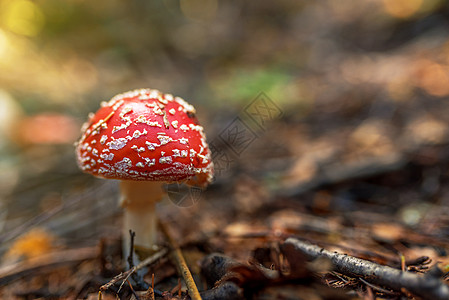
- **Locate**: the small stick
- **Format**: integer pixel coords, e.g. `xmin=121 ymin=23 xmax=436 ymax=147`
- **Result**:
xmin=400 ymin=254 xmax=406 ymax=272
xmin=127 ymin=279 xmax=140 ymax=300
xmin=170 ymin=278 xmax=181 ymax=296
xmin=127 ymin=230 xmax=143 ymax=286
xmin=359 ymin=278 xmax=397 ymax=295
xmin=159 ymin=221 xmax=202 ymax=300
xmin=117 ymin=270 xmax=134 ymax=293
xmin=128 ymin=230 xmax=136 ymax=269
xmin=100 ymin=247 xmax=168 ymax=292
xmin=282 ymin=238 xmax=449 ymax=300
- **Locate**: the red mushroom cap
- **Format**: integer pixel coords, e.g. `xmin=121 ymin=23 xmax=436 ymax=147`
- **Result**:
xmin=75 ymin=89 xmax=214 ymax=186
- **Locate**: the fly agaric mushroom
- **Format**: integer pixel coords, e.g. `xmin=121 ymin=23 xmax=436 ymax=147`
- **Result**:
xmin=75 ymin=89 xmax=214 ymax=258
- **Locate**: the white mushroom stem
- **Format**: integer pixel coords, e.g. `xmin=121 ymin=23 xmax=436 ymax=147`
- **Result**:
xmin=119 ymin=180 xmax=164 ymax=262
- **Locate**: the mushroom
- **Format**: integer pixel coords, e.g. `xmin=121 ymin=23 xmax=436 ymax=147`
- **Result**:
xmin=75 ymin=89 xmax=214 ymax=259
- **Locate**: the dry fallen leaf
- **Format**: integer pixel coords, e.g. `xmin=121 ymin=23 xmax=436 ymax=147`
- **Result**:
xmin=5 ymin=227 xmax=55 ymax=261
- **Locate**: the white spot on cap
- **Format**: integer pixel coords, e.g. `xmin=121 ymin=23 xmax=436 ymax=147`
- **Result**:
xmin=135 ymin=115 xmax=147 ymax=123
xmin=100 ymin=135 xmax=108 ymax=144
xmin=120 ymin=106 xmax=133 ymax=119
xmin=112 ymin=121 xmax=131 ymax=134
xmin=131 ymin=145 xmax=146 ymax=153
xmin=159 ymin=156 xmax=173 ymax=164
xmin=169 ymin=108 xmax=176 ymax=115
xmin=147 ymin=103 xmax=164 ymax=116
xmin=189 ymin=124 xmax=203 ymax=132
xmin=163 ymin=111 xmax=170 ymax=128
xmin=132 ymin=129 xmax=147 ymax=139
xmin=175 ymin=96 xmax=196 ymax=114
xmin=180 ymin=124 xmax=189 ymax=132
xmin=135 ymin=115 xmax=162 ymax=127
xmin=179 ymin=137 xmax=188 ymax=144
xmin=115 ymin=157 xmax=132 ymax=170
xmin=111 ymin=99 xmax=125 ymax=111
xmin=149 ymin=89 xmax=161 ymax=98
xmin=100 ymin=153 xmax=114 ymax=161
xmin=146 ymin=141 xmax=157 ymax=151
xmin=158 ymin=135 xmax=173 ymax=145
xmin=158 ymin=96 xmax=168 ymax=104
xmin=197 ymin=153 xmax=209 ymax=164
xmin=144 ymin=157 xmax=156 ymax=166
xmin=99 ymin=167 xmax=109 ymax=173
xmin=171 ymin=120 xmax=178 ymax=128
xmin=107 ymin=138 xmax=128 ymax=150
xmin=172 ymin=149 xmax=189 ymax=158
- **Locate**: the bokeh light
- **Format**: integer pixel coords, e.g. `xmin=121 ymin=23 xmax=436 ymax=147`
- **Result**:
xmin=1 ymin=0 xmax=45 ymax=37
xmin=382 ymin=0 xmax=423 ymax=19
xmin=0 ymin=29 xmax=10 ymax=57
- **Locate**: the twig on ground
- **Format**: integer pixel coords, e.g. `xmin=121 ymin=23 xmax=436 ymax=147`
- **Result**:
xmin=0 ymin=247 xmax=98 ymax=285
xmin=281 ymin=238 xmax=449 ymax=300
xmin=126 ymin=279 xmax=140 ymax=300
xmin=117 ymin=270 xmax=134 ymax=293
xmin=100 ymin=247 xmax=168 ymax=292
xmin=159 ymin=220 xmax=202 ymax=300
xmin=358 ymin=278 xmax=397 ymax=295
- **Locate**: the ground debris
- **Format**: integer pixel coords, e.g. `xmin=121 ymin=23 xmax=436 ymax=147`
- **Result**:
xmin=281 ymin=237 xmax=449 ymax=300
xmin=4 ymin=2 xmax=449 ymax=299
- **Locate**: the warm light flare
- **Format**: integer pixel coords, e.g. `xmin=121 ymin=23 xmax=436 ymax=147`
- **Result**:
xmin=382 ymin=0 xmax=423 ymax=19
xmin=0 ymin=29 xmax=10 ymax=58
xmin=1 ymin=0 xmax=45 ymax=37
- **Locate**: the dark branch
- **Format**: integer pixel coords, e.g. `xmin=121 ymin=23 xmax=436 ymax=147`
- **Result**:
xmin=281 ymin=238 xmax=449 ymax=300
xmin=127 ymin=230 xmax=136 ymax=270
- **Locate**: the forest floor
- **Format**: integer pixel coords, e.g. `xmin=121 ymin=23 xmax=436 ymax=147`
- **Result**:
xmin=1 ymin=2 xmax=449 ymax=299
xmin=1 ymin=106 xmax=449 ymax=299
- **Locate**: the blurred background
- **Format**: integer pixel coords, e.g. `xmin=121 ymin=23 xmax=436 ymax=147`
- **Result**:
xmin=2 ymin=0 xmax=449 ymax=290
